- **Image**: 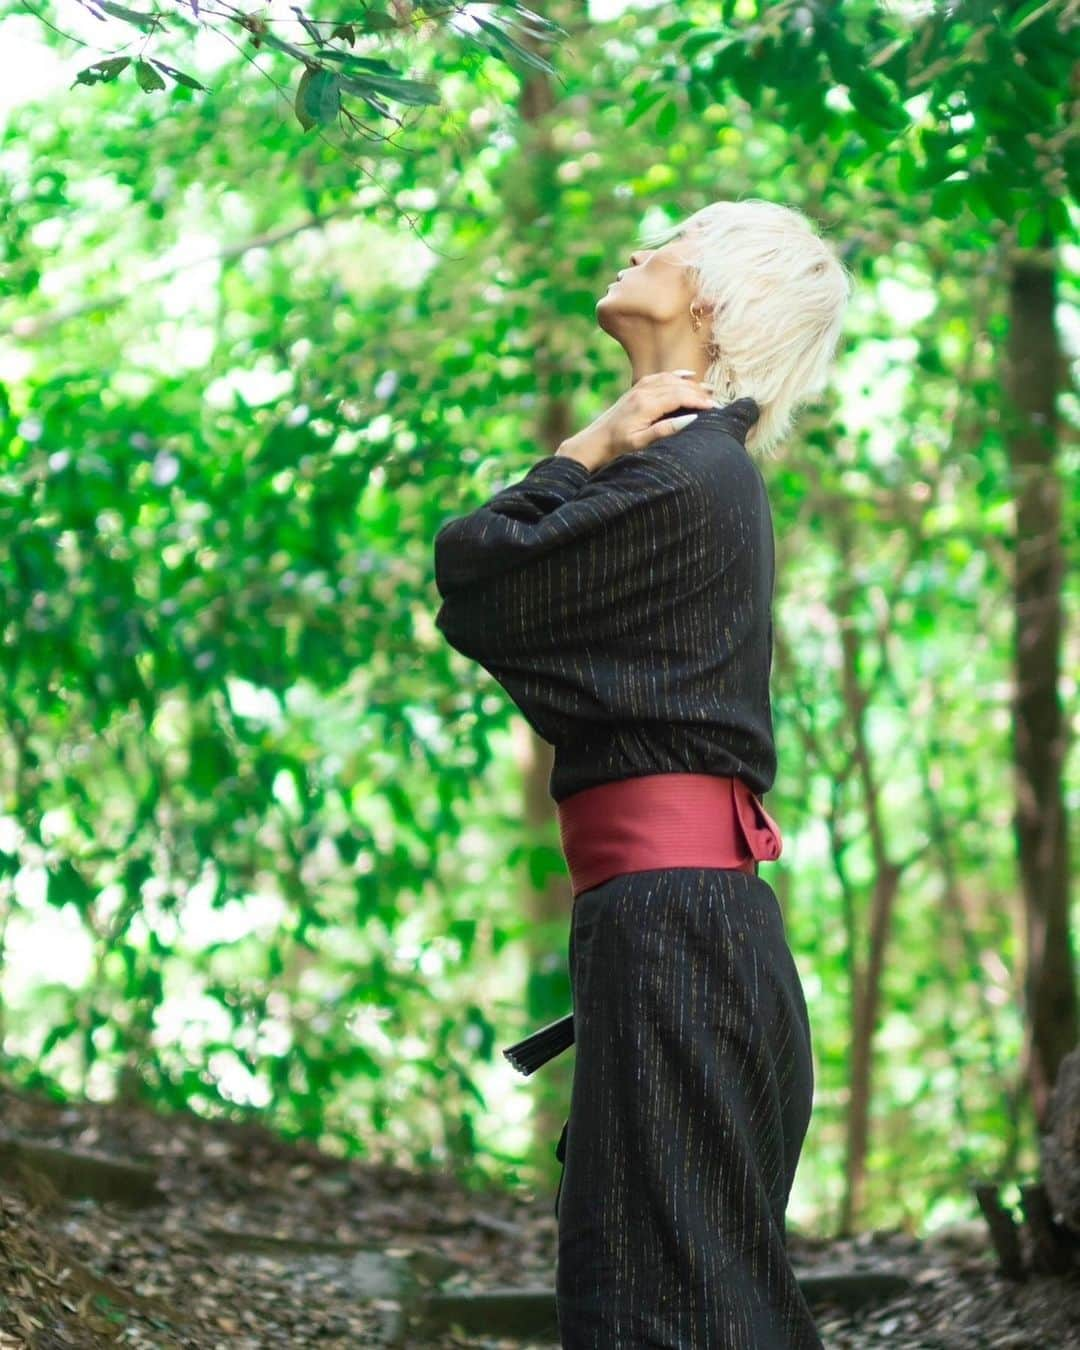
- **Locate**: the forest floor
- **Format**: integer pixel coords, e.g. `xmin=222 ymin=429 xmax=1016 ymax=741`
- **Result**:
xmin=0 ymin=1080 xmax=1077 ymax=1349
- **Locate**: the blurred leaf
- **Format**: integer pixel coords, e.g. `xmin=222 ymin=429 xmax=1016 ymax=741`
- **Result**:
xmin=71 ymin=57 xmax=131 ymax=87
xmin=149 ymin=59 xmax=208 ymax=92
xmin=135 ymin=60 xmax=167 ymax=93
xmin=295 ymin=67 xmax=341 ymax=130
xmin=474 ymin=16 xmax=557 ymax=75
xmin=655 ymin=98 xmax=678 ymax=137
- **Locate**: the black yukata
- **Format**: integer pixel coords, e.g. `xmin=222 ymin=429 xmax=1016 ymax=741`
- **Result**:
xmin=433 ymin=398 xmax=823 ymax=1350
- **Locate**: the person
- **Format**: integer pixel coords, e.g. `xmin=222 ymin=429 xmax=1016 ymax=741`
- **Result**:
xmin=432 ymin=197 xmax=852 ymax=1349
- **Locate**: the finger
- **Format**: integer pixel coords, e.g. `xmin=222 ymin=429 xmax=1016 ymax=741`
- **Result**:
xmin=645 ymin=413 xmax=698 ymax=445
xmin=670 ymin=370 xmax=715 ymax=388
xmin=638 ymin=371 xmax=713 ymax=396
xmin=649 ymin=384 xmax=718 ymax=413
xmin=631 ymin=378 xmax=717 ymax=418
xmin=638 ymin=375 xmax=715 ymax=402
xmin=664 ymin=372 xmax=717 ymax=400
xmin=644 ymin=369 xmax=700 ymax=385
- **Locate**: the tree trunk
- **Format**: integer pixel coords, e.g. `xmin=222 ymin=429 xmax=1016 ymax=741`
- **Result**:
xmin=834 ymin=548 xmax=905 ymax=1234
xmin=514 ymin=1 xmax=584 ymax=1179
xmin=1005 ymin=228 xmax=1076 ymax=1130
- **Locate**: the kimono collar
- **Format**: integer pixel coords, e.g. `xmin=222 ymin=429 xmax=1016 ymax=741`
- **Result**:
xmin=709 ymin=396 xmax=760 ymax=445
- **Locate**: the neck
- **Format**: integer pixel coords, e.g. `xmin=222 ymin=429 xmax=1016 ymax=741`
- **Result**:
xmin=622 ymin=324 xmax=710 ymax=389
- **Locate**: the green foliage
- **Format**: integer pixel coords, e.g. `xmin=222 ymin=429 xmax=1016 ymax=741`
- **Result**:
xmin=58 ymin=1 xmax=566 ymax=134
xmin=668 ymin=0 xmax=1077 ymax=219
xmin=1 ymin=0 xmax=1077 ymax=1236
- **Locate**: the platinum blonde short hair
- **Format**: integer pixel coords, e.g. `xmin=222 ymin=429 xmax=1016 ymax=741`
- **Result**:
xmin=640 ymin=198 xmax=854 ymax=459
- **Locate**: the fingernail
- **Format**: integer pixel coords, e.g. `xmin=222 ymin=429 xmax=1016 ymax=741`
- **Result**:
xmin=672 ymin=414 xmax=698 ymax=430
xmin=673 ymin=369 xmax=696 ymax=376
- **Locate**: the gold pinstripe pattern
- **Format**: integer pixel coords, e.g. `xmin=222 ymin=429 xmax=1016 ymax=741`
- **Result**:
xmin=432 ymin=400 xmax=823 ymax=1347
xmin=433 ymin=401 xmax=776 ymax=802
xmin=557 ymin=870 xmax=822 ymax=1348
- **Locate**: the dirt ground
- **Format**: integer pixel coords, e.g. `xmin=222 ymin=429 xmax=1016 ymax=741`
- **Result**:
xmin=0 ymin=1082 xmax=1077 ymax=1348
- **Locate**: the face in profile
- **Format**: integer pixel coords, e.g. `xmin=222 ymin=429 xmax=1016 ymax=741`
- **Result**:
xmin=595 ymin=226 xmax=706 ymax=337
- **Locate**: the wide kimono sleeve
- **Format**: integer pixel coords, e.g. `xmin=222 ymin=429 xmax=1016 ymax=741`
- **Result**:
xmin=431 ymin=435 xmax=742 ymax=739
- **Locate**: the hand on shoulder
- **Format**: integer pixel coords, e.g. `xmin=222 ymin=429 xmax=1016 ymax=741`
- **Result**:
xmin=556 ymin=370 xmax=720 ymax=472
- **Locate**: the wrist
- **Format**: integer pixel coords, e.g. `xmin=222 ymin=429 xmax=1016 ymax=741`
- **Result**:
xmin=555 ymin=431 xmax=608 ymax=473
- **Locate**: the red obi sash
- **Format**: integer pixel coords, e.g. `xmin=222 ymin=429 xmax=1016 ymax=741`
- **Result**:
xmin=555 ymin=772 xmax=783 ymax=900
xmin=502 ymin=772 xmax=785 ymax=1076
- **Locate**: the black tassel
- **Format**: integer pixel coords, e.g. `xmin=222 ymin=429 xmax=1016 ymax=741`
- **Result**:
xmin=502 ymin=1012 xmax=575 ymax=1076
